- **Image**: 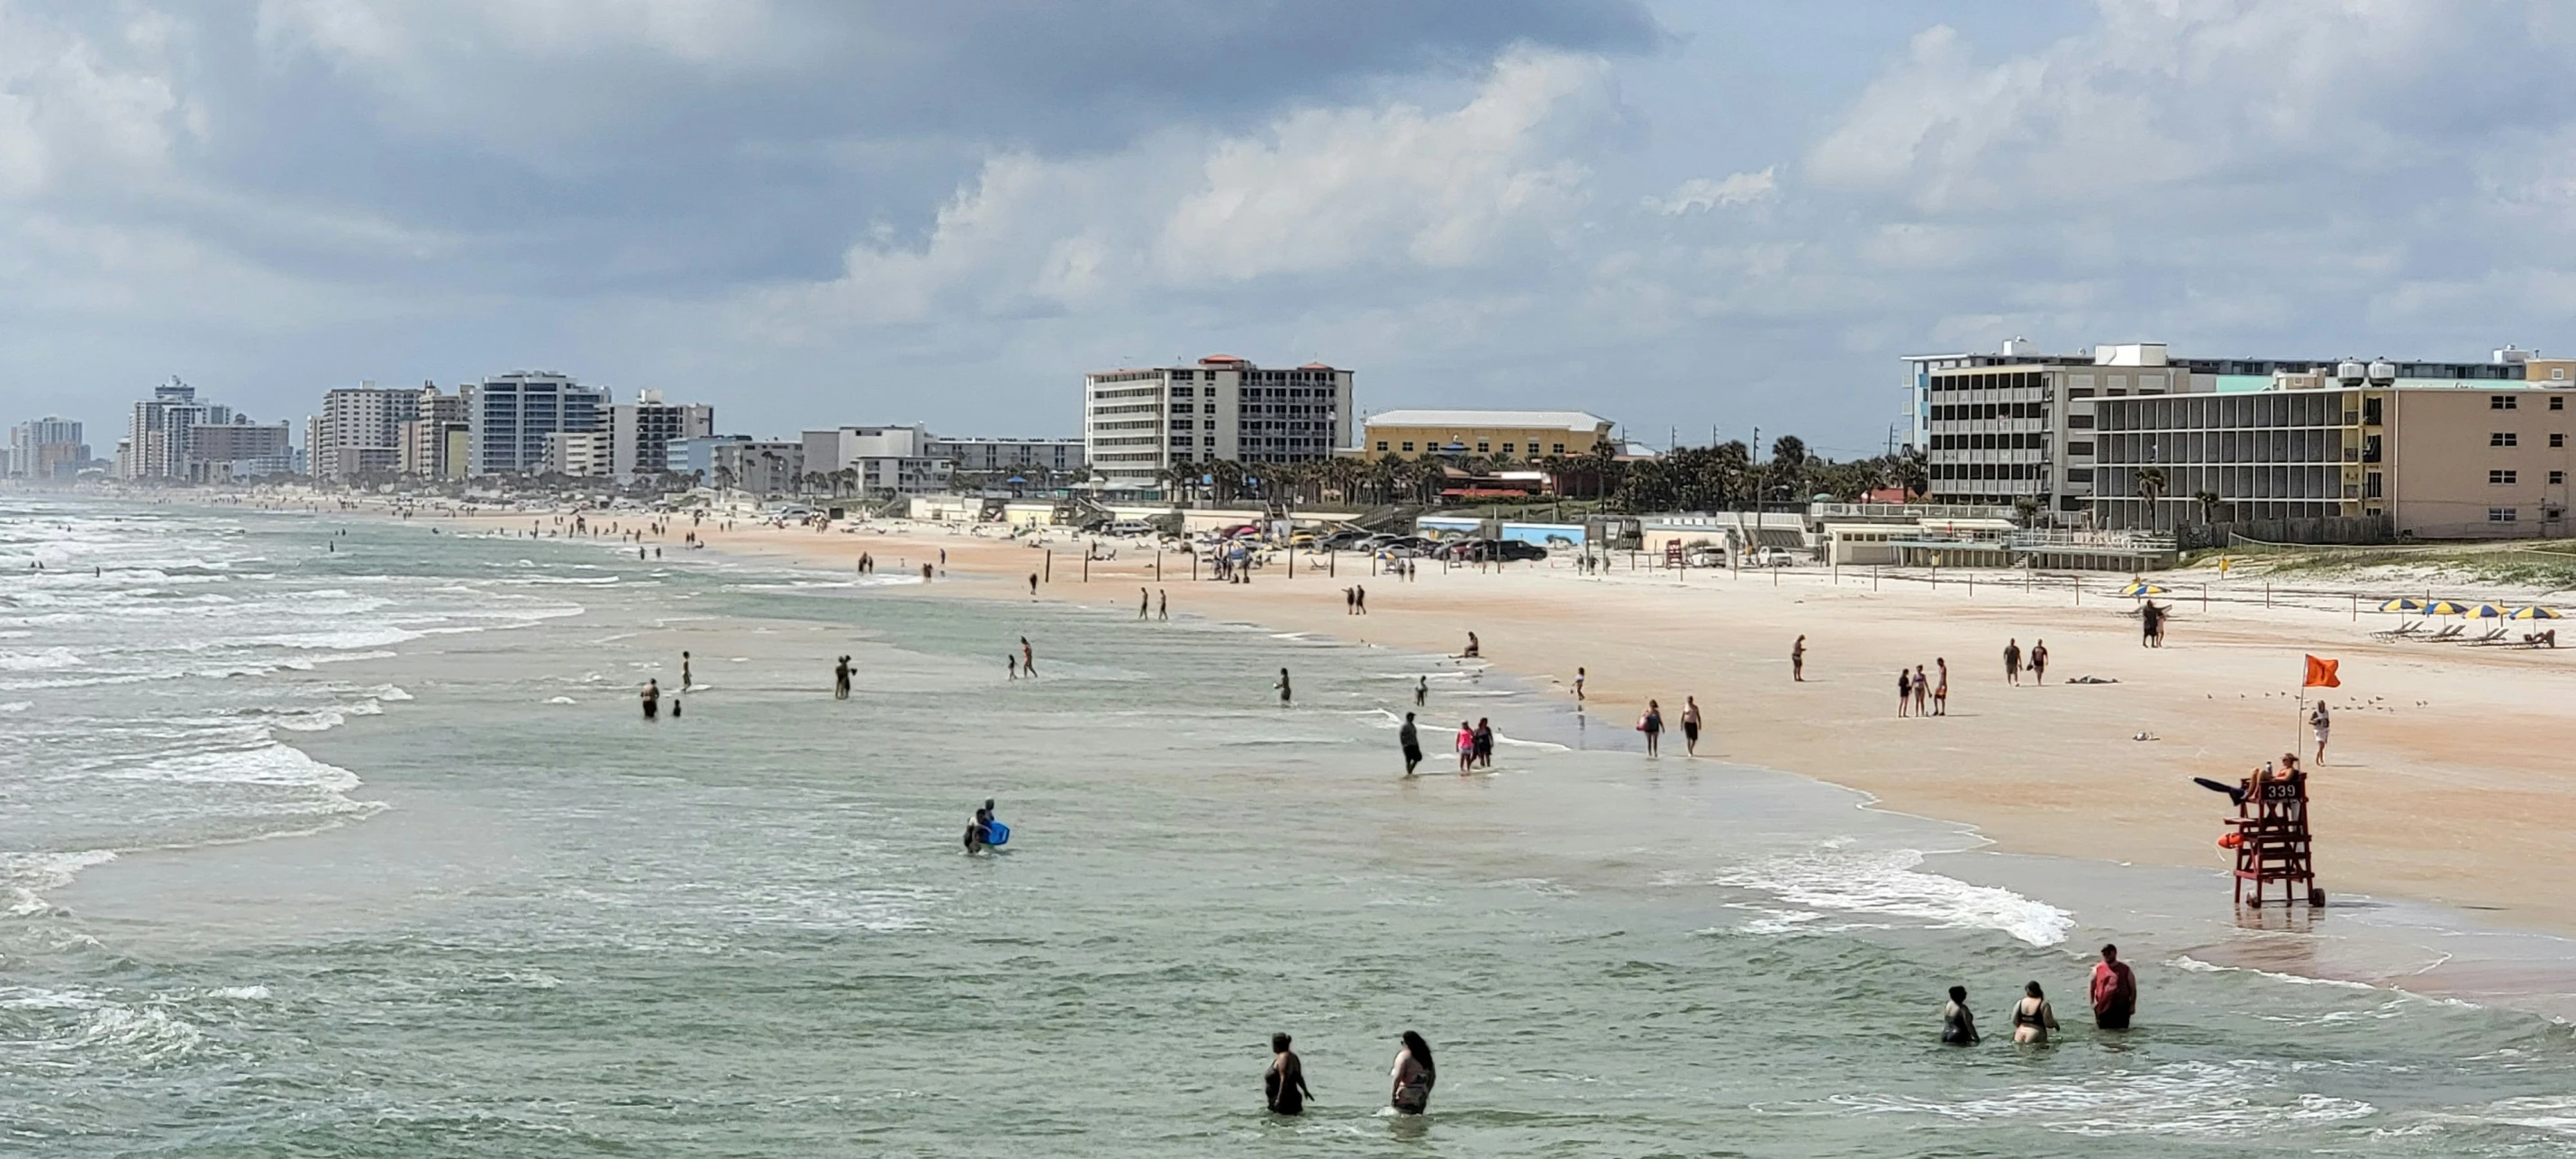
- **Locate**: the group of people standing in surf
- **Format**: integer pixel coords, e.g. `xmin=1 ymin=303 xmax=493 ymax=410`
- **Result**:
xmin=1265 ymin=1030 xmax=1437 ymax=1118
xmin=1942 ymin=944 xmax=2138 ymax=1047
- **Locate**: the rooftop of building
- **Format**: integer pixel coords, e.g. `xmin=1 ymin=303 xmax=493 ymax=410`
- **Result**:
xmin=1088 ymin=355 xmax=1344 ymax=376
xmin=1364 ymin=409 xmax=1613 ymax=432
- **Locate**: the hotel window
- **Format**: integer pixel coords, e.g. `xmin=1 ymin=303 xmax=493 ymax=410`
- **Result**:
xmin=1528 ymin=442 xmax=1540 ymax=455
xmin=2555 ymin=471 xmax=2568 ymax=485
xmin=2556 ymin=434 xmax=2568 ymax=448
xmin=2493 ymin=431 xmax=2520 ymax=447
xmin=1476 ymin=441 xmax=1490 ymax=453
xmin=2067 ymin=440 xmax=2095 ymax=456
xmin=1552 ymin=443 xmax=1565 ymax=455
xmin=2490 ymin=469 xmax=2519 ymax=484
xmin=2490 ymin=507 xmax=2519 ymax=522
xmin=1401 ymin=441 xmax=1414 ymax=453
xmin=2554 ymin=396 xmax=2567 ymax=410
xmin=1375 ymin=441 xmax=1389 ymax=452
xmin=2493 ymin=394 xmax=2519 ymax=410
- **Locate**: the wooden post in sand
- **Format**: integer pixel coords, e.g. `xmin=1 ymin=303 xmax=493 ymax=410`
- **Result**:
xmin=1045 ymin=550 xmax=1052 ymax=584
xmin=2265 ymin=581 xmax=2272 ymax=609
xmin=1156 ymin=550 xmax=1162 ymax=582
xmin=1329 ymin=551 xmax=1336 ymax=577
xmin=1082 ymin=552 xmax=1089 ymax=583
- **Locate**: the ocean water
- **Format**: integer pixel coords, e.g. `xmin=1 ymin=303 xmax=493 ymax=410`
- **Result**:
xmin=4 ymin=495 xmax=2576 ymax=1156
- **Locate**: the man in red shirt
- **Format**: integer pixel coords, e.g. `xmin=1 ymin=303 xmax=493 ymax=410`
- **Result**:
xmin=2091 ymin=944 xmax=2137 ymax=1029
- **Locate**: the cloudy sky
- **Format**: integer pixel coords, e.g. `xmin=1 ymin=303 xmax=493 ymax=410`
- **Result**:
xmin=10 ymin=0 xmax=2576 ymax=458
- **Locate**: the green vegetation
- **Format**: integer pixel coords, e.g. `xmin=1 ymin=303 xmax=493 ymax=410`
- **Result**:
xmin=2181 ymin=541 xmax=2576 ymax=592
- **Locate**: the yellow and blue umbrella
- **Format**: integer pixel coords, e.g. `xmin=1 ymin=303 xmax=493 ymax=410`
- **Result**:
xmin=2422 ymin=600 xmax=2472 ymax=616
xmin=2509 ymin=606 xmax=2563 ymax=620
xmin=2118 ymin=581 xmax=2168 ymax=598
xmin=2467 ymin=602 xmax=2510 ymax=620
xmin=2376 ymin=597 xmax=2425 ymax=614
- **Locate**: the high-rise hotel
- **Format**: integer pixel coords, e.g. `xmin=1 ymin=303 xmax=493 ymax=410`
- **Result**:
xmin=1082 ymin=355 xmax=1352 ymax=491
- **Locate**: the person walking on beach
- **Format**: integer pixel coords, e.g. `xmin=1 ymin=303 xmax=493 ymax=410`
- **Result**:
xmin=1275 ymin=667 xmax=1293 ymax=705
xmin=1139 ymin=588 xmax=1150 ymax=620
xmin=1020 ymin=637 xmax=1035 ymax=675
xmin=640 ymin=678 xmax=660 ymax=721
xmin=2003 ymin=638 xmax=2022 ymax=686
xmin=1389 ymin=1031 xmax=1435 ymax=1116
xmin=1006 ymin=654 xmax=1018 ymax=680
xmin=2029 ymin=640 xmax=2049 ymax=684
xmin=1933 ymin=658 xmax=1949 ymax=716
xmin=2090 ymin=944 xmax=2137 ymax=1030
xmin=2140 ymin=601 xmax=2163 ymax=647
xmin=1473 ymin=718 xmax=1494 ymax=770
xmin=2010 ymin=982 xmax=2059 ymax=1045
xmin=1344 ymin=586 xmax=1356 ymax=615
xmin=1681 ymin=696 xmax=1702 ymax=755
xmin=1791 ymin=635 xmax=1806 ymax=682
xmin=1639 ymin=699 xmax=1664 ymax=756
xmin=1265 ymin=1033 xmax=1312 ymax=1116
xmin=1574 ymin=666 xmax=1586 ymax=704
xmin=1157 ymin=589 xmax=1167 ymax=620
xmin=681 ymin=650 xmax=693 ymax=690
xmin=1400 ymin=711 xmax=1424 ymax=775
xmin=2310 ymin=702 xmax=2331 ymax=765
xmin=1911 ymin=665 xmax=1929 ymax=718
xmin=1456 ymin=720 xmax=1476 ymax=774
xmin=1414 ymin=676 xmax=1429 ymax=708
xmin=1941 ymin=985 xmax=1980 ymax=1045
xmin=833 ymin=655 xmax=852 ymax=700
xmin=1896 ymin=668 xmax=1913 ymax=718
xmin=1028 ymin=572 xmax=1039 ymax=596
xmin=1354 ymin=584 xmax=1365 ymax=614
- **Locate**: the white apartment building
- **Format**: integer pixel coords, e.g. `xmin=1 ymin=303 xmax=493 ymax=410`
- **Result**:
xmin=540 ymin=429 xmax=614 ymax=477
xmin=467 ymin=372 xmax=606 ymax=476
xmin=399 ymin=385 xmax=470 ymax=480
xmin=930 ymin=436 xmax=1085 ymax=480
xmin=124 ymin=379 xmax=228 ymax=480
xmin=7 ymin=417 xmax=87 ymax=478
xmin=308 ymin=382 xmax=422 ymax=482
xmin=1082 ymin=355 xmax=1353 ymax=491
xmin=611 ymin=391 xmax=715 ymax=479
xmin=710 ymin=439 xmax=804 ymax=496
xmin=802 ymin=424 xmax=953 ymax=495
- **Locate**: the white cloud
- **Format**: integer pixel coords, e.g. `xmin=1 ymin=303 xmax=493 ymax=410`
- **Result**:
xmin=1641 ymin=168 xmax=1774 ymax=214
xmin=0 ymin=4 xmax=195 ymax=199
xmin=751 ymin=49 xmax=1622 ymax=335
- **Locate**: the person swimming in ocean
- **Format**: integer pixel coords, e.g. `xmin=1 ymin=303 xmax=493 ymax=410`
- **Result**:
xmin=1941 ymin=985 xmax=1980 ymax=1045
xmin=1275 ymin=667 xmax=1292 ymax=705
xmin=639 ymin=678 xmax=659 ymax=720
xmin=1389 ymin=1031 xmax=1435 ymax=1115
xmin=1265 ymin=1033 xmax=1311 ymax=1116
xmin=963 ymin=801 xmax=1000 ymax=854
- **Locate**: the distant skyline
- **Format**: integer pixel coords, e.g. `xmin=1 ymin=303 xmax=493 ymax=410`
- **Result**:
xmin=10 ymin=2 xmax=2576 ymax=458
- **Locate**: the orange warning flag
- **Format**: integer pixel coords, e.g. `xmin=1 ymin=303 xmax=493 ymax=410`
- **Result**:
xmin=2303 ymin=655 xmax=2341 ymax=689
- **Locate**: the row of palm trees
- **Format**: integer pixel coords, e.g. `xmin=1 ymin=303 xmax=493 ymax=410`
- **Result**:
xmin=1154 ymin=443 xmax=1631 ymax=510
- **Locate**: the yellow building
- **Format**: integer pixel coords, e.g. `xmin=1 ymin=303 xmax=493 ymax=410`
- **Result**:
xmin=1361 ymin=409 xmax=1613 ymax=461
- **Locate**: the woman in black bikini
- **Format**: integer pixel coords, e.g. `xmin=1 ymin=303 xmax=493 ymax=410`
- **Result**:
xmin=1389 ymin=1030 xmax=1435 ymax=1115
xmin=1265 ymin=1033 xmax=1311 ymax=1115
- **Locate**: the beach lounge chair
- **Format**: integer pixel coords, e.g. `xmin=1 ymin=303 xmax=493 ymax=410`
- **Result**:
xmin=2371 ymin=622 xmax=2422 ymax=639
xmin=2420 ymin=623 xmax=2465 ymax=641
xmin=2462 ymin=627 xmax=2508 ymax=645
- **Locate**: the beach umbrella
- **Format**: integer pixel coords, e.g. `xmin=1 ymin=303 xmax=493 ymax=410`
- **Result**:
xmin=2421 ymin=600 xmax=2472 ymax=616
xmin=2509 ymin=606 xmax=2564 ymax=620
xmin=2118 ymin=581 xmax=2168 ymax=598
xmin=2467 ymin=602 xmax=2510 ymax=620
xmin=2375 ymin=597 xmax=2425 ymax=614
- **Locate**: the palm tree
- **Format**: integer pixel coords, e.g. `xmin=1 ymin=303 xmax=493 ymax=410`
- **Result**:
xmin=2192 ymin=488 xmax=2222 ymax=527
xmin=2135 ymin=466 xmax=2169 ymax=528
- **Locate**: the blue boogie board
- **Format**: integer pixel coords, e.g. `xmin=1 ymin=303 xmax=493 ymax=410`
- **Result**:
xmin=984 ymin=820 xmax=1010 ymax=847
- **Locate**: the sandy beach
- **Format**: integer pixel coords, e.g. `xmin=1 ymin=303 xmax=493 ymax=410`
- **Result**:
xmin=603 ymin=511 xmax=2576 ymax=942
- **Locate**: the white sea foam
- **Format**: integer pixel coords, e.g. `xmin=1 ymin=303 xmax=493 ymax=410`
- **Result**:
xmin=1715 ymin=844 xmax=2073 ymax=946
xmin=545 ymin=695 xmax=576 ymax=704
xmin=0 ymin=984 xmax=206 ymax=1064
xmin=0 ymin=849 xmax=121 ymax=915
xmin=102 ymin=741 xmax=366 ymax=803
xmin=1821 ymin=1059 xmax=2376 ymax=1136
xmin=0 ymin=646 xmax=86 ymax=671
xmin=0 ymin=701 xmax=28 ymax=712
xmin=2169 ymin=955 xmax=2380 ymax=990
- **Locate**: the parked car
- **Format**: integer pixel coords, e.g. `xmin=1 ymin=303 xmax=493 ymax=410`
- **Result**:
xmin=1748 ymin=547 xmax=1797 ymax=567
xmin=1494 ymin=539 xmax=1548 ymax=562
xmin=1103 ymin=520 xmax=1158 ymax=538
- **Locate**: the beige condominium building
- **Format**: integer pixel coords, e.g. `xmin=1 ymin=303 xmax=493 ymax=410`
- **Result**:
xmin=2091 ymin=351 xmax=2576 ymax=539
xmin=1358 ymin=409 xmax=1614 ymax=461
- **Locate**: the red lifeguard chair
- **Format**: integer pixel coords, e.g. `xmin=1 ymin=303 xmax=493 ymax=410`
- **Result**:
xmin=2227 ymin=771 xmax=2324 ymax=907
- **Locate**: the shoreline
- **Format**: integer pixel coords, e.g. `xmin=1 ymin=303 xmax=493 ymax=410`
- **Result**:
xmin=302 ymin=502 xmax=2576 ymax=1015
